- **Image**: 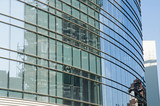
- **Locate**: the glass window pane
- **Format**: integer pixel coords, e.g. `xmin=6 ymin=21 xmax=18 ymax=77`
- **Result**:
xmin=88 ymin=17 xmax=94 ymax=26
xmin=72 ymin=8 xmax=79 ymax=19
xmin=73 ymin=76 xmax=81 ymax=100
xmin=0 ymin=90 xmax=7 ymax=97
xmin=63 ymin=100 xmax=72 ymax=105
xmin=57 ymin=64 xmax=63 ymax=71
xmin=57 ymin=41 xmax=63 ymax=62
xmin=37 ymin=68 xmax=48 ymax=94
xmin=64 ymin=73 xmax=71 ymax=85
xmin=0 ymin=23 xmax=9 ymax=49
xmin=24 ymin=64 xmax=36 ymax=92
xmin=10 ymin=51 xmax=24 ymax=62
xmin=37 ymin=96 xmax=48 ymax=102
xmin=81 ymin=13 xmax=87 ymax=23
xmin=49 ymin=97 xmax=56 ymax=103
xmin=38 ymin=59 xmax=48 ymax=67
xmin=90 ymin=81 xmax=96 ymax=103
xmin=90 ymin=54 xmax=96 ymax=73
xmin=11 ymin=0 xmax=24 ymax=20
xmin=49 ymin=62 xmax=56 ymax=69
xmin=72 ymin=0 xmax=79 ymax=9
xmin=74 ymin=102 xmax=81 ymax=106
xmin=62 ymin=19 xmax=71 ymax=38
xmin=0 ymin=58 xmax=8 ymax=88
xmin=24 ymin=93 xmax=36 ymax=101
xmin=63 ymin=84 xmax=72 ymax=98
xmin=63 ymin=44 xmax=72 ymax=65
xmin=88 ymin=7 xmax=94 ymax=16
xmin=10 ymin=26 xmax=24 ymax=51
xmin=25 ymin=23 xmax=36 ymax=31
xmin=25 ymin=5 xmax=36 ymax=24
xmin=38 ymin=35 xmax=48 ymax=59
xmin=9 ymin=91 xmax=22 ymax=99
xmin=24 ymin=56 xmax=36 ymax=64
xmin=97 ymin=57 xmax=101 ymax=75
xmin=63 ymin=4 xmax=71 ymax=15
xmin=80 ymin=3 xmax=87 ymax=13
xmin=9 ymin=61 xmax=23 ymax=90
xmin=24 ymin=31 xmax=36 ymax=55
xmin=73 ymin=48 xmax=80 ymax=68
xmin=38 ymin=0 xmax=48 ymax=10
xmin=83 ymin=79 xmax=88 ymax=101
xmin=63 ymin=0 xmax=71 ymax=4
xmin=56 ymin=17 xmax=62 ymax=35
xmin=49 ymin=39 xmax=56 ymax=61
xmin=38 ymin=10 xmax=48 ymax=34
xmin=49 ymin=14 xmax=55 ymax=32
xmin=0 ymin=0 xmax=10 ymax=15
xmin=56 ymin=0 xmax=62 ymax=10
xmin=57 ymin=72 xmax=63 ymax=97
xmin=49 ymin=0 xmax=55 ymax=7
xmin=49 ymin=70 xmax=56 ymax=96
xmin=57 ymin=99 xmax=63 ymax=104
xmin=82 ymin=51 xmax=88 ymax=71
xmin=38 ymin=10 xmax=48 ymax=28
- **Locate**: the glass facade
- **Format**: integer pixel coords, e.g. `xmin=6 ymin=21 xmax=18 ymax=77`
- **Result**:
xmin=0 ymin=0 xmax=146 ymax=106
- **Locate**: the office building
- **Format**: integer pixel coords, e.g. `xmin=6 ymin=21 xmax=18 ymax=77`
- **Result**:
xmin=143 ymin=41 xmax=160 ymax=106
xmin=0 ymin=0 xmax=146 ymax=105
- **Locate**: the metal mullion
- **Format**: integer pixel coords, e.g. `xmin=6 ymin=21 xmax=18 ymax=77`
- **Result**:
xmin=22 ymin=10 xmax=25 ymax=99
xmin=7 ymin=0 xmax=11 ymax=97
xmin=55 ymin=0 xmax=58 ymax=103
xmin=47 ymin=0 xmax=50 ymax=103
xmin=35 ymin=0 xmax=38 ymax=101
xmin=79 ymin=2 xmax=83 ymax=103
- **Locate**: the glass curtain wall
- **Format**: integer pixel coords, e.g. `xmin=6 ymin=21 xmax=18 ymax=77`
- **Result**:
xmin=0 ymin=0 xmax=102 ymax=106
xmin=0 ymin=0 xmax=146 ymax=106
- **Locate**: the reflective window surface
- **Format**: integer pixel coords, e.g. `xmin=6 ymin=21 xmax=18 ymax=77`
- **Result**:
xmin=0 ymin=0 xmax=145 ymax=106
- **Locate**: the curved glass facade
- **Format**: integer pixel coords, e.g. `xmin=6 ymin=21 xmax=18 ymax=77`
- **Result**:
xmin=0 ymin=0 xmax=146 ymax=106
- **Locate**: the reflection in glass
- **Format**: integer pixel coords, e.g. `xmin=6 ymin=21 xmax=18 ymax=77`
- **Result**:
xmin=24 ymin=64 xmax=36 ymax=92
xmin=37 ymin=68 xmax=48 ymax=94
xmin=9 ymin=61 xmax=23 ymax=90
xmin=0 ymin=58 xmax=8 ymax=88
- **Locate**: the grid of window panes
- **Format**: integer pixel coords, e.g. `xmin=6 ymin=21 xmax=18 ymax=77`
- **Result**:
xmin=0 ymin=0 xmax=145 ymax=106
xmin=0 ymin=0 xmax=102 ymax=106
